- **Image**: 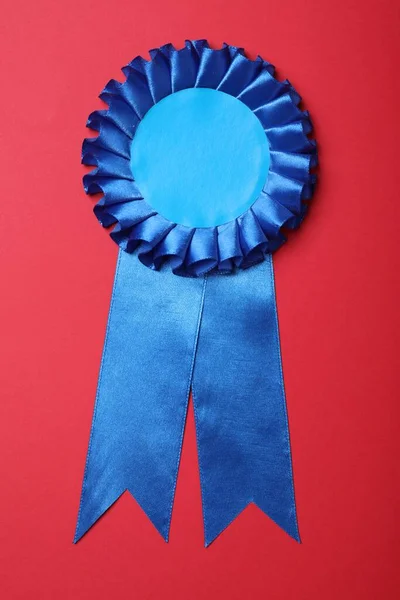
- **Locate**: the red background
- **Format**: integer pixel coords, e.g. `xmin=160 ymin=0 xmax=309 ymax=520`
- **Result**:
xmin=1 ymin=0 xmax=399 ymax=598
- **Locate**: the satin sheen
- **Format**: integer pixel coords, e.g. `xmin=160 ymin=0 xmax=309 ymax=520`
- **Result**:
xmin=74 ymin=251 xmax=299 ymax=545
xmin=76 ymin=41 xmax=315 ymax=545
xmin=83 ymin=40 xmax=317 ymax=276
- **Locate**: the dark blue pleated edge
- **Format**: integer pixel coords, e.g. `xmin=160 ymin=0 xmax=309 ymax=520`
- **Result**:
xmin=82 ymin=40 xmax=318 ymax=277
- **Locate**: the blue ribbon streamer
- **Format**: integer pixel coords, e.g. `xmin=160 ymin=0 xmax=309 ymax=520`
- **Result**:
xmin=74 ymin=251 xmax=299 ymax=545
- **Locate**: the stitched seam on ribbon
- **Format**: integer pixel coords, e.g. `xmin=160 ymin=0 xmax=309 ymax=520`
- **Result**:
xmin=165 ymin=274 xmax=208 ymax=538
xmin=190 ymin=275 xmax=210 ymax=546
xmin=74 ymin=249 xmax=123 ymax=542
xmin=269 ymin=255 xmax=300 ymax=542
xmin=190 ymin=383 xmax=208 ymax=545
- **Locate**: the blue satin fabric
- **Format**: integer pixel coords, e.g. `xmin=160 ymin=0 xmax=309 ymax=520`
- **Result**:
xmin=74 ymin=250 xmax=205 ymax=543
xmin=75 ymin=252 xmax=298 ymax=545
xmin=82 ymin=40 xmax=317 ymax=277
xmin=192 ymin=259 xmax=298 ymax=544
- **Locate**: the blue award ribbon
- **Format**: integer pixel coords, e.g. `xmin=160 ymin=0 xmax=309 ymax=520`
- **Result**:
xmin=75 ymin=41 xmax=317 ymax=545
xmin=75 ymin=251 xmax=298 ymax=545
xmin=75 ymin=250 xmax=207 ymax=543
xmin=192 ymin=256 xmax=298 ymax=544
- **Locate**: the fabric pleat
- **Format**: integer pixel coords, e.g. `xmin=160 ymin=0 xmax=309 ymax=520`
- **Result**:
xmin=82 ymin=40 xmax=317 ymax=277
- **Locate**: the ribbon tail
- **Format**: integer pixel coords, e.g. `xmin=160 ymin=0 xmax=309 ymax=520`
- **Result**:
xmin=74 ymin=250 xmax=206 ymax=543
xmin=192 ymin=256 xmax=299 ymax=546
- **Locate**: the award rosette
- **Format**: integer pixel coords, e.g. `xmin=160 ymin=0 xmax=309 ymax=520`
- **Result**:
xmin=75 ymin=40 xmax=317 ymax=545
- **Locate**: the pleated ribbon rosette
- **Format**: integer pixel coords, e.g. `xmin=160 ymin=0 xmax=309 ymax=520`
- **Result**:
xmin=75 ymin=40 xmax=317 ymax=546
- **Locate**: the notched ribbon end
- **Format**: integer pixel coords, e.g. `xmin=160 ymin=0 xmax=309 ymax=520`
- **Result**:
xmin=203 ymin=500 xmax=300 ymax=548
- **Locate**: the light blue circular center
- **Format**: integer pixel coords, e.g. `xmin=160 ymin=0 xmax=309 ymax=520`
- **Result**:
xmin=130 ymin=88 xmax=270 ymax=228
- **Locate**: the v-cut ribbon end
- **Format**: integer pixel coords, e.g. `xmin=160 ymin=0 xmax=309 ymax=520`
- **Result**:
xmin=203 ymin=500 xmax=300 ymax=547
